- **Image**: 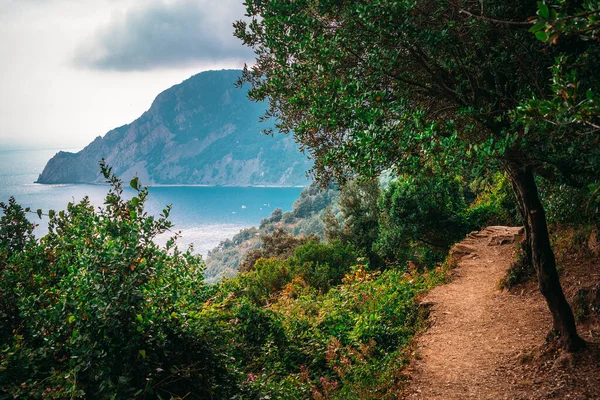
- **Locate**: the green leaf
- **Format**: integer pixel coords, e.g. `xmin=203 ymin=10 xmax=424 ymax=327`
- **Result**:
xmin=139 ymin=349 xmax=146 ymax=359
xmin=36 ymin=209 xmax=42 ymax=219
xmin=68 ymin=315 xmax=75 ymax=324
xmin=535 ymin=31 xmax=549 ymax=41
xmin=131 ymin=197 xmax=139 ymax=207
xmin=586 ymin=89 xmax=594 ymax=100
xmin=529 ymin=23 xmax=546 ymax=33
xmin=136 ymin=314 xmax=143 ymax=323
xmin=538 ymin=2 xmax=549 ymax=19
xmin=130 ymin=177 xmax=139 ymax=191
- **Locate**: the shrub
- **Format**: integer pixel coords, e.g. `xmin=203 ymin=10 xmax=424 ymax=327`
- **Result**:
xmin=292 ymin=183 xmax=338 ymax=219
xmin=239 ymin=228 xmax=317 ymax=273
xmin=282 ymin=211 xmax=295 ymax=224
xmin=240 ymin=257 xmax=293 ymax=304
xmin=466 ymin=174 xmax=520 ymax=228
xmin=239 ymin=248 xmax=265 ymax=273
xmin=375 ymin=174 xmax=470 ymax=268
xmin=289 ymin=240 xmax=358 ymax=291
xmin=270 ymin=207 xmax=283 ymax=223
xmin=0 ymin=163 xmax=231 ymax=399
xmin=324 ymin=178 xmax=382 ymax=269
xmin=0 ymin=197 xmax=36 ymax=343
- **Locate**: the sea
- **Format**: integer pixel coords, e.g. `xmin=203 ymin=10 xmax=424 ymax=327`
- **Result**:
xmin=0 ymin=148 xmax=304 ymax=255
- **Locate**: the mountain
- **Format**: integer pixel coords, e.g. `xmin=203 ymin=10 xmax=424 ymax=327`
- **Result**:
xmin=37 ymin=70 xmax=311 ymax=186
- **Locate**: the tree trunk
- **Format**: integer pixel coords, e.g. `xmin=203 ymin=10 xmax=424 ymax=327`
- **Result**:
xmin=509 ymin=178 xmax=533 ymax=269
xmin=506 ymin=161 xmax=585 ymax=352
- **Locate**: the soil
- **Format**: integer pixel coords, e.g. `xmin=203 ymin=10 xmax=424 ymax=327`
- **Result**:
xmin=405 ymin=226 xmax=600 ymax=399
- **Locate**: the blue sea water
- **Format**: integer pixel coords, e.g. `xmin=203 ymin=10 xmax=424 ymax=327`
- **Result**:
xmin=0 ymin=149 xmax=304 ymax=254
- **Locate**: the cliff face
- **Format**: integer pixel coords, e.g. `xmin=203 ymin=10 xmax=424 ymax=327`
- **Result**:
xmin=37 ymin=70 xmax=311 ymax=186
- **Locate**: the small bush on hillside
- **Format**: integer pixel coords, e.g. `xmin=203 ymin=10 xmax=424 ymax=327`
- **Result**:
xmin=539 ymin=179 xmax=595 ymax=226
xmin=282 ymin=211 xmax=295 ymax=224
xmin=324 ymin=178 xmax=383 ymax=269
xmin=0 ymin=197 xmax=36 ymax=342
xmin=239 ymin=228 xmax=318 ymax=272
xmin=292 ymin=183 xmax=338 ymax=218
xmin=288 ymin=240 xmax=358 ymax=291
xmin=270 ymin=207 xmax=283 ymax=222
xmin=466 ymin=174 xmax=520 ymax=228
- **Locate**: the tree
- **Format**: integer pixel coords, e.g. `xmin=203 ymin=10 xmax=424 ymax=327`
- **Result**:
xmin=376 ymin=173 xmax=470 ymax=267
xmin=270 ymin=207 xmax=283 ymax=222
xmin=324 ymin=178 xmax=382 ymax=268
xmin=518 ymin=1 xmax=600 ymax=207
xmin=235 ymin=0 xmax=598 ymax=350
xmin=0 ymin=197 xmax=36 ymax=342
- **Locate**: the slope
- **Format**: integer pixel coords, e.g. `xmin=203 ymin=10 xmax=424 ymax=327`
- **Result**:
xmin=406 ymin=226 xmax=600 ymax=399
xmin=37 ymin=70 xmax=311 ymax=186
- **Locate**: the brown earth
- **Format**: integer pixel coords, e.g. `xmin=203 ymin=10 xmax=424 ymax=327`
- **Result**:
xmin=405 ymin=226 xmax=600 ymax=399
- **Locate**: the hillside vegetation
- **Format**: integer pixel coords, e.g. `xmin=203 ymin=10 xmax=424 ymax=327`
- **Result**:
xmin=1 ymin=0 xmax=599 ymax=398
xmin=204 ymin=182 xmax=339 ymax=283
xmin=235 ymin=0 xmax=599 ymax=351
xmin=1 ymin=163 xmax=557 ymax=399
xmin=3 ymin=159 xmax=598 ymax=399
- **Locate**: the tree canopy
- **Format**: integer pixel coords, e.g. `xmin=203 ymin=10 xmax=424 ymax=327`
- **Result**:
xmin=235 ymin=0 xmax=600 ymax=350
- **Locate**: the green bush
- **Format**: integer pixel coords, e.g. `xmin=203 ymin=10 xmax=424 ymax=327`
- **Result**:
xmin=324 ymin=178 xmax=383 ymax=269
xmin=238 ymin=228 xmax=316 ymax=273
xmin=292 ymin=183 xmax=338 ymax=219
xmin=375 ymin=174 xmax=470 ymax=268
xmin=240 ymin=265 xmax=447 ymax=399
xmin=0 ymin=163 xmax=231 ymax=399
xmin=282 ymin=211 xmax=295 ymax=224
xmin=270 ymin=207 xmax=283 ymax=223
xmin=0 ymin=197 xmax=36 ymax=343
xmin=539 ymin=179 xmax=594 ymax=226
xmin=289 ymin=240 xmax=357 ymax=291
xmin=465 ymin=174 xmax=520 ymax=228
xmin=242 ymin=257 xmax=293 ymax=303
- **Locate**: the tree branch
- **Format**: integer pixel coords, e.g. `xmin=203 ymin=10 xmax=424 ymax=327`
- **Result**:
xmin=459 ymin=9 xmax=532 ymax=26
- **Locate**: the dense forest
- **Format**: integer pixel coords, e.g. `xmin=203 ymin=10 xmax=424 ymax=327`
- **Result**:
xmin=1 ymin=0 xmax=599 ymax=399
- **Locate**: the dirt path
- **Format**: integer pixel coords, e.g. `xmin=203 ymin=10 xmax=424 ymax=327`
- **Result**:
xmin=406 ymin=226 xmax=552 ymax=399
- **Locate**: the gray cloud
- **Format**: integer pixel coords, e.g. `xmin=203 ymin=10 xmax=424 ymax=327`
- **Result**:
xmin=73 ymin=0 xmax=253 ymax=71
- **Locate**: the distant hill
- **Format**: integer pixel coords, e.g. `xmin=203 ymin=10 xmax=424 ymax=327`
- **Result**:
xmin=37 ymin=70 xmax=311 ymax=186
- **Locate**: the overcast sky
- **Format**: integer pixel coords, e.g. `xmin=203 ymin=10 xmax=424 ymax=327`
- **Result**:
xmin=0 ymin=0 xmax=253 ymax=150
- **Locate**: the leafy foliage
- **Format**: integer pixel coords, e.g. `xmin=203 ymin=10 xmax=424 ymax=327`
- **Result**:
xmin=239 ymin=228 xmax=317 ymax=273
xmin=0 ymin=197 xmax=37 ymax=343
xmin=324 ymin=179 xmax=382 ymax=268
xmin=212 ymin=255 xmax=447 ymax=399
xmin=0 ymin=163 xmax=230 ymax=399
xmin=205 ymin=182 xmax=339 ymax=281
xmin=234 ymin=0 xmax=598 ymax=350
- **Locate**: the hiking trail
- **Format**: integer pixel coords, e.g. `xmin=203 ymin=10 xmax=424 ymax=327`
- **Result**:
xmin=406 ymin=226 xmax=552 ymax=399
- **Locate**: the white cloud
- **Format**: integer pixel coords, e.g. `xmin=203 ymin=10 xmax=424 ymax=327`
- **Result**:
xmin=74 ymin=0 xmax=252 ymax=71
xmin=0 ymin=0 xmax=251 ymax=149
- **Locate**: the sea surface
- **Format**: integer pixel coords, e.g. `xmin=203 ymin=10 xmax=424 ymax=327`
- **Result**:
xmin=0 ymin=148 xmax=304 ymax=254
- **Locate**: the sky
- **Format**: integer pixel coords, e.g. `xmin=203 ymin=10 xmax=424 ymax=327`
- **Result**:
xmin=0 ymin=0 xmax=253 ymax=150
